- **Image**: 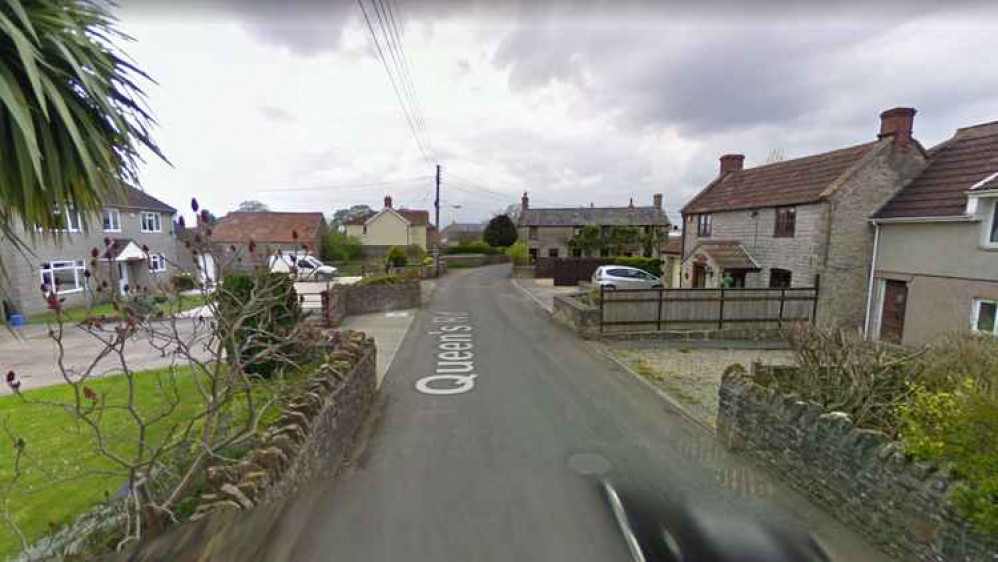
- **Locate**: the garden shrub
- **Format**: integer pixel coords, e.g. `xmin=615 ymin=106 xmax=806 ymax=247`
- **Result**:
xmin=358 ymin=274 xmax=409 ymax=286
xmin=506 ymin=241 xmax=529 ymax=266
xmin=611 ymin=256 xmax=662 ymax=276
xmin=217 ymin=271 xmax=300 ymax=377
xmin=385 ymin=246 xmax=407 ymax=268
xmin=423 ymin=256 xmax=434 ymax=266
xmin=899 ymin=379 xmax=998 ymax=534
xmin=170 ymin=273 xmax=197 ymax=292
xmin=404 ymin=244 xmax=425 ymax=260
xmin=446 ymin=241 xmax=500 ymax=255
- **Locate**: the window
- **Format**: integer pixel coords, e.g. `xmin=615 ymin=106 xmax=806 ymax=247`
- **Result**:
xmin=40 ymin=261 xmax=86 ymax=294
xmin=528 ymin=248 xmax=538 ymax=264
xmin=769 ymin=268 xmax=792 ymax=288
xmin=140 ymin=212 xmax=162 ymax=233
xmin=697 ymin=214 xmax=712 ymax=237
xmin=529 ymin=226 xmax=538 ymax=240
xmin=774 ymin=206 xmax=796 ymax=237
xmin=989 ymin=203 xmax=998 ymax=244
xmin=548 ymin=248 xmax=559 ymax=258
xmin=47 ymin=208 xmax=82 ymax=233
xmin=148 ymin=254 xmax=167 ymax=273
xmin=973 ymin=299 xmax=997 ymax=336
xmin=102 ymin=209 xmax=121 ymax=232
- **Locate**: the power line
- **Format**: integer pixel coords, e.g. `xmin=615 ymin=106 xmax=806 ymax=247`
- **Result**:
xmin=384 ymin=0 xmax=430 ymax=138
xmin=357 ymin=0 xmax=433 ymax=163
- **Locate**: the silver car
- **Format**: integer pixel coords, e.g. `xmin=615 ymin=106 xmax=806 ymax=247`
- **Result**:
xmin=592 ymin=265 xmax=663 ymax=290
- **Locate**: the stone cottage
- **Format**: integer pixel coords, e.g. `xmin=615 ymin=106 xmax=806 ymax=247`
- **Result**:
xmin=680 ymin=107 xmax=928 ymax=327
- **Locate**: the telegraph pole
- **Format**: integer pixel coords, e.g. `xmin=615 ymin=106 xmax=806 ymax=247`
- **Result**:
xmin=434 ymin=164 xmax=441 ymax=276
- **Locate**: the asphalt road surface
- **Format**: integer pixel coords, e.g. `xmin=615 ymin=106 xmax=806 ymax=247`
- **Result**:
xmin=276 ymin=264 xmax=892 ymax=562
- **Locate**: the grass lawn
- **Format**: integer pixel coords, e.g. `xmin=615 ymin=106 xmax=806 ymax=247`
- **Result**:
xmin=27 ymin=295 xmax=208 ymax=325
xmin=0 ymin=363 xmax=302 ymax=558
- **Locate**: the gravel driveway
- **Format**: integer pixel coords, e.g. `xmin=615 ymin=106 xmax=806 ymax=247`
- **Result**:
xmin=604 ymin=341 xmax=795 ymax=429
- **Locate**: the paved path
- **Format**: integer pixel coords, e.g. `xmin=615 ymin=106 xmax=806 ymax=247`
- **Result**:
xmin=270 ymin=264 xmax=892 ymax=561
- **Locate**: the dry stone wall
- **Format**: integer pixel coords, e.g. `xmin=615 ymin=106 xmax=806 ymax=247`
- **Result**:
xmin=718 ymin=364 xmax=998 ymax=562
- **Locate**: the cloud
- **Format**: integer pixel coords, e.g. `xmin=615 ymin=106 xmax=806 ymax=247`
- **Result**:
xmin=260 ymin=105 xmax=296 ymax=123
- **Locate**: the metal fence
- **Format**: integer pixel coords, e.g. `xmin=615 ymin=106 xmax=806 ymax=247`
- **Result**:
xmin=598 ymin=286 xmax=819 ymax=334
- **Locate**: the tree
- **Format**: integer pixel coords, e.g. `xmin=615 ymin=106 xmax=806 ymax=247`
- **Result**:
xmin=330 ymin=204 xmax=375 ymax=227
xmin=236 ymin=200 xmax=270 ymax=213
xmin=0 ymin=1 xmax=165 ymax=253
xmin=320 ymin=231 xmax=363 ymax=262
xmin=482 ymin=214 xmax=518 ymax=247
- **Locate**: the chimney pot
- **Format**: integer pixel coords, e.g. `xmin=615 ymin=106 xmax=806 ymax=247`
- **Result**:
xmin=653 ymin=193 xmax=663 ymax=210
xmin=719 ymin=154 xmax=745 ymax=175
xmin=384 ymin=195 xmax=393 ymax=209
xmin=878 ymin=107 xmax=916 ymax=150
xmin=628 ymin=197 xmax=634 ymax=208
xmin=521 ymin=191 xmax=529 ymax=211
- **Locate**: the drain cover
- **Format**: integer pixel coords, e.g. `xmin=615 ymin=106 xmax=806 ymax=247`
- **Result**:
xmin=567 ymin=452 xmax=612 ymax=476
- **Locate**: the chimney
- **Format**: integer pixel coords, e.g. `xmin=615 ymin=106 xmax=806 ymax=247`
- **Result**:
xmin=719 ymin=154 xmax=745 ymax=175
xmin=653 ymin=193 xmax=663 ymax=210
xmin=628 ymin=197 xmax=635 ymax=208
xmin=878 ymin=107 xmax=916 ymax=151
xmin=384 ymin=195 xmax=393 ymax=209
xmin=521 ymin=191 xmax=529 ymax=211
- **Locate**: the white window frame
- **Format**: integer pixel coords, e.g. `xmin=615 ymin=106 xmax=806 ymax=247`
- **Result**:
xmin=40 ymin=260 xmax=86 ymax=295
xmin=148 ymin=254 xmax=167 ymax=273
xmin=140 ymin=211 xmax=162 ymax=233
xmin=972 ymin=298 xmax=997 ymax=336
xmin=986 ymin=200 xmax=998 ymax=248
xmin=102 ymin=208 xmax=121 ymax=233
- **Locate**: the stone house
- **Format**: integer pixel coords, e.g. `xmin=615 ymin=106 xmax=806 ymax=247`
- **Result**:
xmin=516 ymin=192 xmax=671 ymax=262
xmin=344 ymin=196 xmax=432 ymax=256
xmin=680 ymin=107 xmax=928 ymax=328
xmin=0 ymin=186 xmax=178 ymax=320
xmin=867 ymin=120 xmax=998 ymax=345
xmin=209 ymin=212 xmax=328 ymax=279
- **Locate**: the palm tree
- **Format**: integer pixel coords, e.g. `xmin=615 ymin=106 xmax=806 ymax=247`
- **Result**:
xmin=0 ymin=0 xmax=165 ymax=254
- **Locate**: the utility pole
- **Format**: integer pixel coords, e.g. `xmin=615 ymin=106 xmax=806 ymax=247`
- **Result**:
xmin=434 ymin=164 xmax=441 ymax=276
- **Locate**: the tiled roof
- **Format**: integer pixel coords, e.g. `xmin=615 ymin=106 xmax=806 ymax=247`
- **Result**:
xmin=687 ymin=240 xmax=760 ymax=271
xmin=443 ymin=222 xmax=486 ymax=234
xmin=345 ymin=208 xmax=431 ymax=227
xmin=877 ymin=121 xmax=998 ymax=219
xmin=518 ymin=206 xmax=670 ymax=227
xmin=682 ymin=141 xmax=882 ymax=214
xmin=660 ymin=238 xmax=683 ymax=255
xmin=212 ymin=212 xmax=325 ymax=244
xmin=106 ymin=186 xmax=176 ymax=213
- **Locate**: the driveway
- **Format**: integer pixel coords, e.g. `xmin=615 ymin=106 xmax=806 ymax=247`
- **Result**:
xmin=263 ymin=264 xmax=891 ymax=561
xmin=0 ymin=320 xmax=204 ymax=395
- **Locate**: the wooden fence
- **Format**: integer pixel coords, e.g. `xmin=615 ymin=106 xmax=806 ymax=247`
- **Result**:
xmin=599 ymin=286 xmax=819 ymax=334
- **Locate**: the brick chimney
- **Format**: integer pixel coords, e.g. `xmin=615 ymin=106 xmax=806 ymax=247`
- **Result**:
xmin=653 ymin=193 xmax=663 ymax=210
xmin=878 ymin=107 xmax=916 ymax=151
xmin=719 ymin=154 xmax=745 ymax=175
xmin=384 ymin=195 xmax=393 ymax=209
xmin=521 ymin=191 xmax=529 ymax=211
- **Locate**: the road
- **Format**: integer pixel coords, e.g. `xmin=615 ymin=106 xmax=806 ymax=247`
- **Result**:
xmin=275 ymin=264 xmax=892 ymax=561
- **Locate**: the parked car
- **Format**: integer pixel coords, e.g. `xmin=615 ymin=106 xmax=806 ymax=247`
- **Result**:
xmin=592 ymin=265 xmax=663 ymax=290
xmin=269 ymin=252 xmax=338 ymax=281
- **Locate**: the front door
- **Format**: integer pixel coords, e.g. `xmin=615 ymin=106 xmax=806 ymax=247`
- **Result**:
xmin=198 ymin=254 xmax=217 ymax=286
xmin=880 ymin=280 xmax=908 ymax=343
xmin=723 ymin=270 xmax=747 ymax=288
xmin=692 ymin=263 xmax=707 ymax=288
xmin=117 ymin=262 xmax=129 ymax=295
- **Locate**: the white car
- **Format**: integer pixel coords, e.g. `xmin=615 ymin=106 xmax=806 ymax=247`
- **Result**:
xmin=591 ymin=265 xmax=663 ymax=290
xmin=269 ymin=252 xmax=338 ymax=281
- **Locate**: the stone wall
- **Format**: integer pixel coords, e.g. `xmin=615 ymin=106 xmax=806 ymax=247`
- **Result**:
xmin=817 ymin=143 xmax=927 ymax=327
xmin=117 ymin=331 xmax=377 ymax=561
xmin=601 ymin=327 xmax=786 ymax=342
xmin=552 ymin=294 xmax=601 ymax=339
xmin=322 ymin=280 xmax=421 ymax=327
xmin=718 ymin=364 xmax=998 ymax=562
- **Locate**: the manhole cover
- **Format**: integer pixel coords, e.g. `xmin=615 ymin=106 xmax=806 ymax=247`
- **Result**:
xmin=567 ymin=452 xmax=612 ymax=476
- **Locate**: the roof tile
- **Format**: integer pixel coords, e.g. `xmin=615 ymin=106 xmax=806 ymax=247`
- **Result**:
xmin=877 ymin=121 xmax=998 ymax=219
xmin=682 ymin=141 xmax=881 ymax=214
xmin=518 ymin=206 xmax=669 ymax=227
xmin=212 ymin=212 xmax=325 ymax=244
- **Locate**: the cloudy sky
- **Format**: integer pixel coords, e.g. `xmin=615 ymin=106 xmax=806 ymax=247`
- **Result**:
xmin=122 ymin=0 xmax=998 ymax=227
